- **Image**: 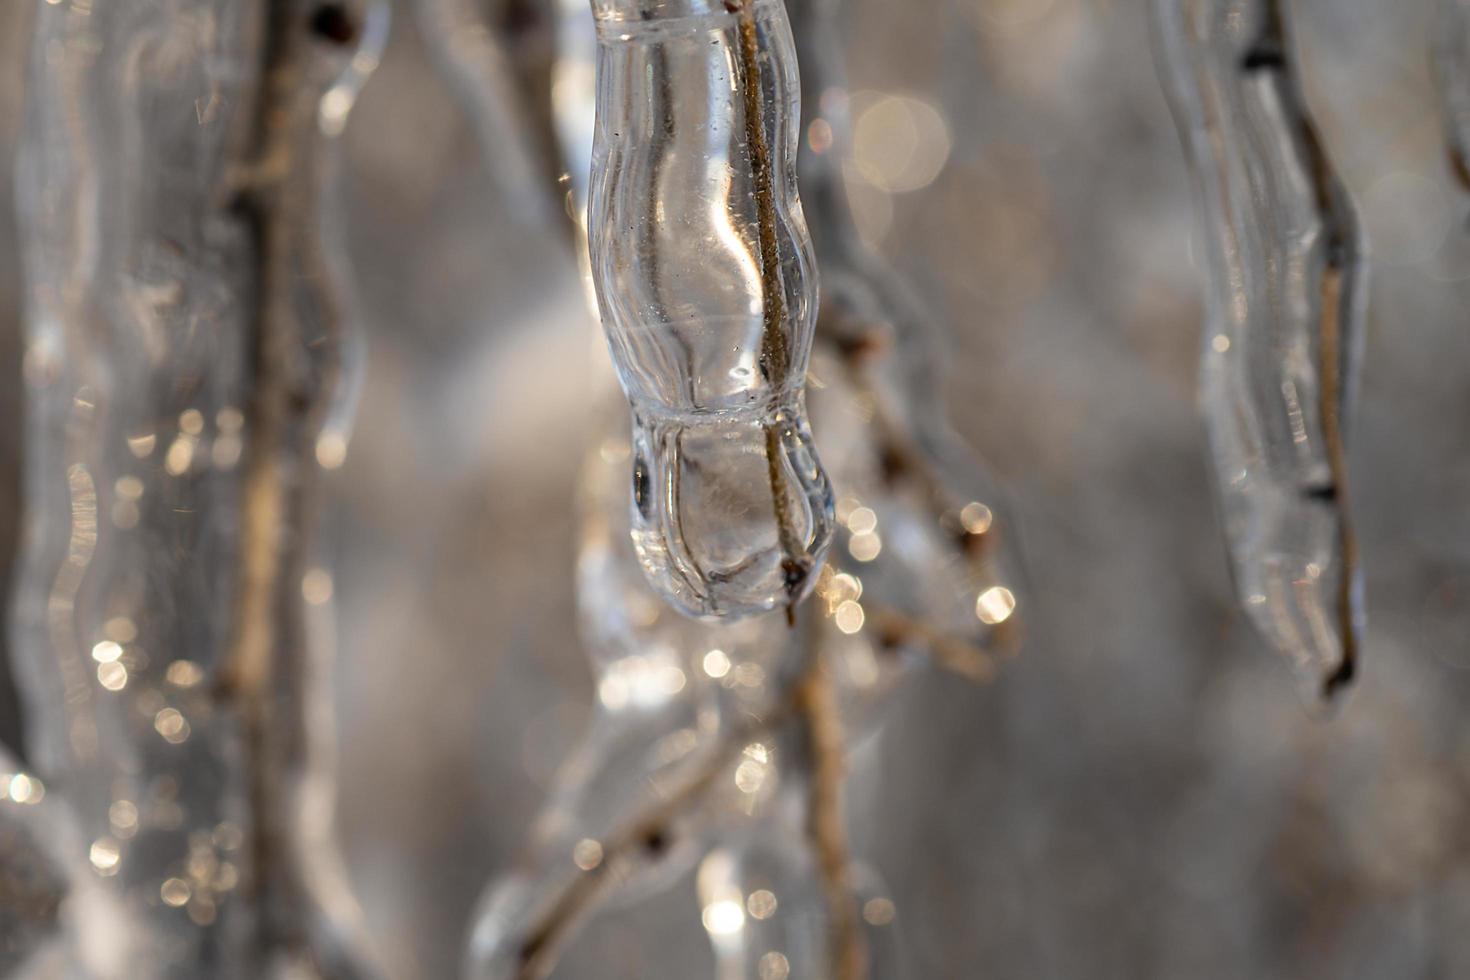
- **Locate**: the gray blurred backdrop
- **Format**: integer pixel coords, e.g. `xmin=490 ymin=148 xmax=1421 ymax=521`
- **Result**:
xmin=5 ymin=0 xmax=1470 ymax=977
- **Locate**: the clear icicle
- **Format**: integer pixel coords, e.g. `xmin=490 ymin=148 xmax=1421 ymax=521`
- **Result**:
xmin=1153 ymin=0 xmax=1366 ymax=701
xmin=13 ymin=2 xmax=262 ymax=972
xmin=461 ymin=1 xmax=1026 ymax=973
xmin=313 ymin=2 xmax=391 ymax=479
xmin=589 ymin=0 xmax=835 ymax=621
xmin=12 ymin=1 xmax=387 ymax=975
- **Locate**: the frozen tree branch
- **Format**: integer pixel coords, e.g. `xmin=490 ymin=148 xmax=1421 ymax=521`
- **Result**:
xmin=1152 ymin=0 xmax=1366 ymax=703
xmin=463 ymin=0 xmax=1026 ymax=977
xmin=9 ymin=0 xmax=386 ymax=974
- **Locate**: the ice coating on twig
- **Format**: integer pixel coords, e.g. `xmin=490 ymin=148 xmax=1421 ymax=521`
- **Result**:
xmin=12 ymin=1 xmax=387 ymax=974
xmin=14 ymin=2 xmax=261 ymax=971
xmin=1153 ymin=0 xmax=1366 ymax=702
xmin=226 ymin=2 xmax=392 ymax=976
xmin=461 ymin=360 xmax=1013 ymax=978
xmin=463 ymin=432 xmax=794 ymax=980
xmin=589 ymin=0 xmax=835 ymax=621
xmin=785 ymin=0 xmax=1026 ymax=664
xmin=459 ymin=0 xmax=1034 ymax=971
xmin=461 ymin=0 xmax=1023 ymax=973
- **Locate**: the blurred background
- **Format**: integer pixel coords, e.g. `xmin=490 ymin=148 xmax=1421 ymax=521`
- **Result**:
xmin=5 ymin=0 xmax=1470 ymax=977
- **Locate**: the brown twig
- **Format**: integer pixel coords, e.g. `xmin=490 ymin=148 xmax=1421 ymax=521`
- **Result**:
xmin=818 ymin=323 xmax=1024 ymax=655
xmin=222 ymin=3 xmax=298 ymax=958
xmin=508 ymin=592 xmax=1000 ymax=979
xmin=864 ymin=605 xmax=1002 ymax=683
xmin=1243 ymin=0 xmax=1361 ymax=699
xmin=1315 ymin=265 xmax=1357 ymax=699
xmin=795 ymin=647 xmax=866 ymax=980
xmin=223 ymin=3 xmax=381 ymax=975
xmin=514 ymin=655 xmax=814 ymax=980
xmin=730 ymin=0 xmax=807 ymax=622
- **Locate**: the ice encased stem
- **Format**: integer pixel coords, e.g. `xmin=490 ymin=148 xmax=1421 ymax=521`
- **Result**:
xmin=589 ymin=0 xmax=834 ymax=620
xmin=239 ymin=4 xmax=392 ymax=976
xmin=463 ymin=429 xmax=800 ymax=980
xmin=785 ymin=0 xmax=1026 ymax=657
xmin=461 ymin=1 xmax=1024 ymax=971
xmin=12 ymin=0 xmax=387 ymax=974
xmin=13 ymin=2 xmax=259 ymax=972
xmin=1153 ymin=0 xmax=1366 ymax=701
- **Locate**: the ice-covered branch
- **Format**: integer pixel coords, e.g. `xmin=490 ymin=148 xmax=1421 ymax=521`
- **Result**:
xmin=587 ymin=0 xmax=835 ymax=621
xmin=786 ymin=0 xmax=1026 ymax=663
xmin=11 ymin=0 xmax=386 ymax=974
xmin=1153 ymin=0 xmax=1366 ymax=702
xmin=226 ymin=2 xmax=390 ymax=975
xmin=14 ymin=3 xmax=265 ymax=971
xmin=463 ymin=1 xmax=1026 ymax=976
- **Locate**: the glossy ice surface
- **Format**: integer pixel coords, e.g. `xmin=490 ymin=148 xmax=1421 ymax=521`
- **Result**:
xmin=459 ymin=1 xmax=1024 ymax=971
xmin=1154 ymin=0 xmax=1366 ymax=702
xmin=13 ymin=4 xmax=258 ymax=973
xmin=9 ymin=1 xmax=388 ymax=976
xmin=590 ymin=0 xmax=834 ymax=619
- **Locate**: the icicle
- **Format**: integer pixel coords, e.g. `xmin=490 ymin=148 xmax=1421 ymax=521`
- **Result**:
xmin=13 ymin=2 xmax=264 ymax=971
xmin=313 ymin=2 xmax=391 ymax=479
xmin=12 ymin=0 xmax=387 ymax=974
xmin=229 ymin=1 xmax=391 ymax=976
xmin=1152 ymin=0 xmax=1366 ymax=702
xmin=461 ymin=2 xmax=1024 ymax=974
xmin=589 ymin=0 xmax=835 ymax=622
